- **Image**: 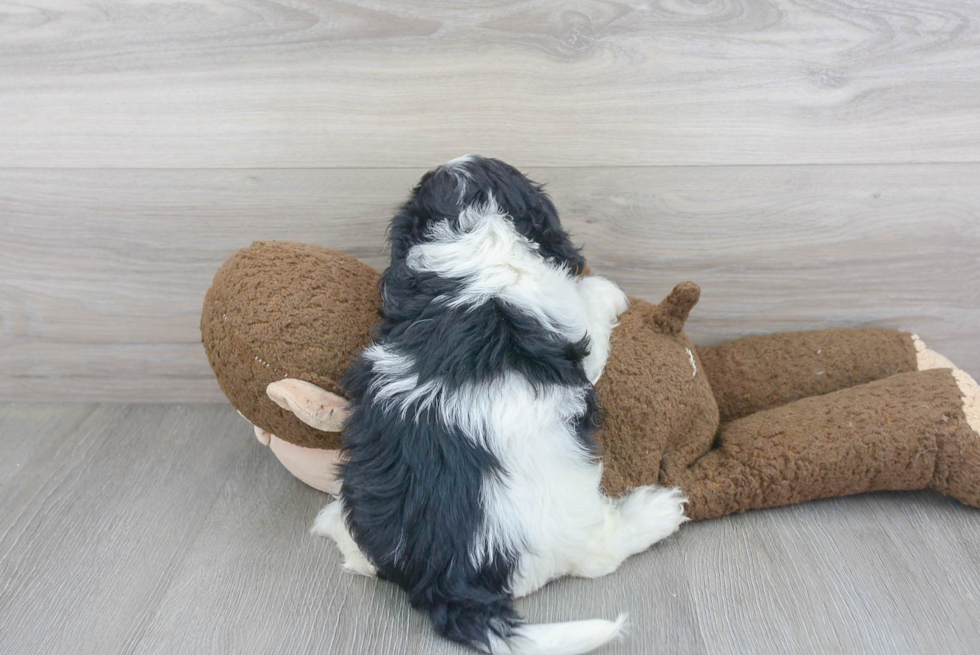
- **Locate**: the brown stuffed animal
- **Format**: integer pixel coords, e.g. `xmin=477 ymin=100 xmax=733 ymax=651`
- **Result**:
xmin=202 ymin=241 xmax=980 ymax=520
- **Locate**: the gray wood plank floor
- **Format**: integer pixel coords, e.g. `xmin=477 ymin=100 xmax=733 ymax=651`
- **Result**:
xmin=2 ymin=403 xmax=979 ymax=654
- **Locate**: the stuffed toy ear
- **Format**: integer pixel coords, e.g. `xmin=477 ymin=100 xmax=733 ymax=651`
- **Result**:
xmin=651 ymin=282 xmax=700 ymax=337
xmin=254 ymin=379 xmax=350 ymax=495
xmin=266 ymin=379 xmax=350 ymax=432
xmin=236 ymin=377 xmax=350 ymax=495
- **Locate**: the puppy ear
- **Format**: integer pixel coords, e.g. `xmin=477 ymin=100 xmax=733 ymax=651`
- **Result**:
xmin=525 ymin=185 xmax=586 ymax=274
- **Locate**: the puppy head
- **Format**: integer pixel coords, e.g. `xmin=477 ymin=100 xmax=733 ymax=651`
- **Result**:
xmin=388 ymin=155 xmax=586 ymax=275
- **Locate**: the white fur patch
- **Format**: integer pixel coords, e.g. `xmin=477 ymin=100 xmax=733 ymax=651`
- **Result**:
xmin=406 ymin=199 xmax=591 ymax=343
xmin=577 ymin=276 xmax=629 ymax=384
xmin=436 ymin=366 xmax=685 ymax=599
xmin=362 ymin=344 xmax=444 ymax=418
xmin=493 ymin=613 xmax=627 ymax=655
xmin=437 ymin=374 xmax=595 ymax=571
xmin=443 ymin=154 xmax=476 ymax=204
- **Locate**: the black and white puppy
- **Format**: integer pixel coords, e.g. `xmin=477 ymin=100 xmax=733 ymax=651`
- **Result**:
xmin=313 ymin=156 xmax=687 ymax=655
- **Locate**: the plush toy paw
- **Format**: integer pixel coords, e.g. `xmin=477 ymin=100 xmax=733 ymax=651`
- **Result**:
xmin=955 ymin=369 xmax=980 ymax=436
xmin=912 ymin=334 xmax=959 ymax=371
xmin=938 ymin=369 xmax=980 ymax=507
xmin=910 ymin=334 xmax=980 ymax=507
xmin=913 ymin=334 xmax=980 ymax=435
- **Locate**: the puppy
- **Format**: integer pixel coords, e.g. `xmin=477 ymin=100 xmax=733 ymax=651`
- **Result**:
xmin=313 ymin=156 xmax=687 ymax=655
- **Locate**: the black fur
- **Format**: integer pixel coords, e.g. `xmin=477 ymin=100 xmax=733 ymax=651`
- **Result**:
xmin=339 ymin=156 xmax=598 ymax=651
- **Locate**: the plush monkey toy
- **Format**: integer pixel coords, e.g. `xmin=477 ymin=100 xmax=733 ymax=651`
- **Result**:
xmin=202 ymin=241 xmax=979 ymax=520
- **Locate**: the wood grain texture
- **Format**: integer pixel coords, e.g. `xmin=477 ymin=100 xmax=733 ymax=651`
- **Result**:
xmin=1 ymin=403 xmax=979 ymax=654
xmin=1 ymin=165 xmax=977 ymax=402
xmin=0 ymin=404 xmax=250 ymax=655
xmin=3 ymin=3 xmax=977 ymax=652
xmin=1 ymin=0 xmax=980 ymax=167
xmin=684 ymin=496 xmax=980 ymax=653
xmin=128 ymin=413 xmax=454 ymax=655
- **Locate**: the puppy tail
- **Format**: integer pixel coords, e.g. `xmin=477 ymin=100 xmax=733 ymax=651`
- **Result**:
xmin=504 ymin=615 xmax=628 ymax=655
xmin=428 ymin=599 xmax=626 ymax=655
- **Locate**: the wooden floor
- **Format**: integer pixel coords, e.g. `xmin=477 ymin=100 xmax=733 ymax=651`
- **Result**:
xmin=1 ymin=403 xmax=979 ymax=654
xmin=2 ymin=2 xmax=980 ymax=654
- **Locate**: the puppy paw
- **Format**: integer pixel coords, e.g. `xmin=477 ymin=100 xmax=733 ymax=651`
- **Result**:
xmin=312 ymin=502 xmax=377 ymax=577
xmin=341 ymin=550 xmax=378 ymax=577
xmin=618 ymin=485 xmax=689 ymax=546
xmin=573 ymin=486 xmax=688 ymax=579
xmin=311 ymin=501 xmax=342 ymax=538
xmin=579 ymin=275 xmax=629 ymax=319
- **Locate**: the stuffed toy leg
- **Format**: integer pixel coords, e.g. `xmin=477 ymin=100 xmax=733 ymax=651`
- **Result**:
xmin=250 ymin=327 xmax=979 ymax=518
xmin=668 ymin=330 xmax=980 ymax=520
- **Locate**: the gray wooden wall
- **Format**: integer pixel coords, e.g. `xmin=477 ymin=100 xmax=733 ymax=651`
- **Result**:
xmin=2 ymin=0 xmax=978 ymax=402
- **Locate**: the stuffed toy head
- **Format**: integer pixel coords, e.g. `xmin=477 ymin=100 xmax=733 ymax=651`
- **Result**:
xmin=201 ymin=242 xmax=382 ymax=492
xmin=592 ymin=285 xmax=720 ymax=497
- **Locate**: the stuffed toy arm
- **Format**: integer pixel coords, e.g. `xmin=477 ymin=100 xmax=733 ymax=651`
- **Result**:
xmin=249 ymin=379 xmax=351 ymax=495
xmin=695 ymin=328 xmax=923 ymax=424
